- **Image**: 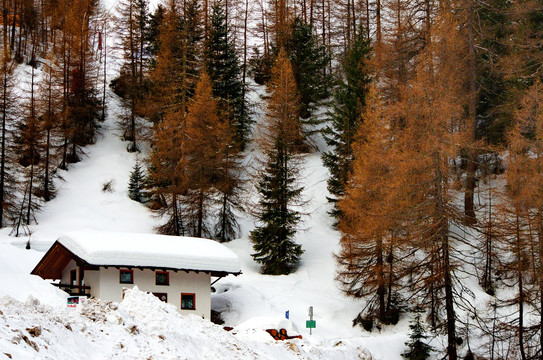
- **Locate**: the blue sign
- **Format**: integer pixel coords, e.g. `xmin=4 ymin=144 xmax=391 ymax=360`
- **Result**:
xmin=285 ymin=310 xmax=289 ymax=319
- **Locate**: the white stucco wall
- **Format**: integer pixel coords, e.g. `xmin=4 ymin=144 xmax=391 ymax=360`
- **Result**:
xmin=85 ymin=270 xmax=100 ymax=296
xmin=61 ymin=260 xmax=78 ymax=285
xmin=61 ymin=267 xmax=211 ymax=319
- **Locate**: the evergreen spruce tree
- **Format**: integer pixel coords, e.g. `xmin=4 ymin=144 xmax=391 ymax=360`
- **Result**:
xmin=128 ymin=159 xmax=146 ymax=203
xmin=214 ymin=124 xmax=243 ymax=242
xmin=179 ymin=0 xmax=204 ymax=104
xmin=251 ymin=143 xmax=304 ymax=274
xmin=204 ymin=0 xmax=250 ymax=150
xmin=250 ymin=50 xmax=304 ymax=275
xmin=285 ymin=17 xmax=331 ymax=125
xmin=402 ymin=313 xmax=433 ymax=360
xmin=146 ymin=4 xmax=165 ymax=62
xmin=322 ymin=27 xmax=371 ymax=223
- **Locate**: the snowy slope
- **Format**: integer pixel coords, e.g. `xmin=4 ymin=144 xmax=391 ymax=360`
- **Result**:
xmin=12 ymin=91 xmax=157 ymax=252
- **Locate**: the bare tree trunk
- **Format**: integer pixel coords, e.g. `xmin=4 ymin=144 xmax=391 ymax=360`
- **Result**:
xmin=102 ymin=26 xmax=107 ymax=122
xmin=261 ymin=0 xmax=269 ymax=59
xmin=483 ymin=185 xmax=493 ymax=291
xmin=350 ymin=0 xmax=356 ymax=39
xmin=309 ymin=0 xmax=313 ymax=25
xmin=376 ymin=0 xmax=381 ymax=55
xmin=386 ymin=235 xmax=395 ymax=311
xmin=26 ymin=66 xmax=36 ymax=224
xmin=346 ymin=0 xmax=351 ymax=49
xmin=321 ymin=0 xmax=325 ymax=46
xmin=10 ymin=0 xmax=16 ymax=50
xmin=220 ymin=192 xmax=228 ymax=241
xmin=376 ymin=235 xmax=386 ymax=321
xmin=44 ymin=124 xmax=51 ymax=201
xmin=197 ymin=190 xmax=204 ymax=237
xmin=242 ymin=0 xmax=248 ymax=87
xmin=240 ymin=0 xmax=248 ymax=150
xmin=424 ymin=0 xmax=431 ymax=46
xmin=516 ymin=213 xmax=527 ymax=360
xmin=173 ymin=194 xmax=181 ymax=236
xmin=464 ymin=0 xmax=477 ymax=224
xmin=435 ymin=152 xmax=457 ymax=360
xmin=26 ymin=162 xmax=34 ymax=224
xmin=129 ymin=1 xmax=137 ymax=151
xmin=538 ymin=217 xmax=543 ymax=359
xmin=365 ymin=0 xmax=370 ymax=39
xmin=204 ymin=0 xmax=209 ymax=41
xmin=2 ymin=0 xmax=7 ymax=51
xmin=0 ymin=65 xmax=8 ymax=227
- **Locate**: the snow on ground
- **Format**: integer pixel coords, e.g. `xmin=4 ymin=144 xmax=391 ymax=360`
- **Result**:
xmin=0 ymin=288 xmax=372 ymax=360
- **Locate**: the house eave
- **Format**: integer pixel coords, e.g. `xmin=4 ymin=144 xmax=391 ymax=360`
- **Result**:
xmin=31 ymin=241 xmax=92 ymax=280
xmin=99 ymin=264 xmax=241 ymax=277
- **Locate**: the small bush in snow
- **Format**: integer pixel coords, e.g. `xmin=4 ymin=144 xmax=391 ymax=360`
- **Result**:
xmin=102 ymin=179 xmax=115 ymax=193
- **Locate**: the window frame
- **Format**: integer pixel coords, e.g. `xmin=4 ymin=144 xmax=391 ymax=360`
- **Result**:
xmin=119 ymin=269 xmax=134 ymax=284
xmin=181 ymin=293 xmax=196 ymax=310
xmin=155 ymin=271 xmax=169 ymax=286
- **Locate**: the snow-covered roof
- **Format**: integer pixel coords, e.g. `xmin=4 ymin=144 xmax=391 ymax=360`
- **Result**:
xmin=52 ymin=231 xmax=241 ymax=275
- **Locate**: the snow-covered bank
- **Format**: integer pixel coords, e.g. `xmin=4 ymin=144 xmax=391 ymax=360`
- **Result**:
xmin=0 ymin=241 xmax=67 ymax=306
xmin=0 ymin=288 xmax=371 ymax=360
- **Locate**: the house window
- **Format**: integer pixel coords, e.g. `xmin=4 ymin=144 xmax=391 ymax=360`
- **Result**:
xmin=155 ymin=271 xmax=169 ymax=286
xmin=152 ymin=292 xmax=168 ymax=302
xmin=181 ymin=293 xmax=195 ymax=310
xmin=70 ymin=270 xmax=77 ymax=286
xmin=119 ymin=269 xmax=133 ymax=284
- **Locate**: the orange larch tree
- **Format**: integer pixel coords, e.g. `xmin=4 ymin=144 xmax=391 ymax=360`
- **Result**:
xmin=502 ymin=80 xmax=543 ymax=358
xmin=184 ymin=70 xmax=234 ymax=238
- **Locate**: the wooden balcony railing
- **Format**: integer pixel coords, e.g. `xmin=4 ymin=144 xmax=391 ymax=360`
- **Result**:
xmin=52 ymin=283 xmax=91 ymax=296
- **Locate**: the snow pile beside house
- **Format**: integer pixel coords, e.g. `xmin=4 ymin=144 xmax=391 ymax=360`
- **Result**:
xmin=0 ymin=242 xmax=67 ymax=306
xmin=0 ymin=288 xmax=371 ymax=360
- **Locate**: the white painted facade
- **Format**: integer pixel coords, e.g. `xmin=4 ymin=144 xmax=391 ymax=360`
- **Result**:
xmin=61 ymin=261 xmax=211 ymax=319
xmin=34 ymin=231 xmax=241 ymax=320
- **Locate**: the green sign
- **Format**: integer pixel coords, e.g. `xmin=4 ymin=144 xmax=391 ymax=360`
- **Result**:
xmin=306 ymin=320 xmax=316 ymax=329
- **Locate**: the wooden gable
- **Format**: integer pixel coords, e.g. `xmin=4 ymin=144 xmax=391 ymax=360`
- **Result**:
xmin=31 ymin=241 xmax=91 ymax=280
